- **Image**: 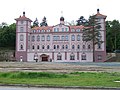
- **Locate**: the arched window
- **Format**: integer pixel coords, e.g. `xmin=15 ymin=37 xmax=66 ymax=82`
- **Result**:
xmin=72 ymin=45 xmax=75 ymax=49
xmin=37 ymin=35 xmax=40 ymax=41
xmin=32 ymin=35 xmax=35 ymax=42
xmin=57 ymin=52 xmax=62 ymax=60
xmin=98 ymin=43 xmax=101 ymax=49
xmin=83 ymin=45 xmax=85 ymax=49
xmin=20 ymin=35 xmax=24 ymax=41
xmin=37 ymin=45 xmax=39 ymax=49
xmin=57 ymin=45 xmax=59 ymax=49
xmin=20 ymin=45 xmax=23 ymax=50
xmin=81 ymin=53 xmax=86 ymax=60
xmin=42 ymin=45 xmax=44 ymax=49
xmin=77 ymin=45 xmax=80 ymax=49
xmin=47 ymin=35 xmax=50 ymax=41
xmin=32 ymin=45 xmax=35 ymax=49
xmin=62 ymin=45 xmax=64 ymax=49
xmin=71 ymin=35 xmax=75 ymax=41
xmin=88 ymin=45 xmax=91 ymax=49
xmin=54 ymin=45 xmax=56 ymax=49
xmin=77 ymin=35 xmax=80 ymax=41
xmin=47 ymin=45 xmax=50 ymax=49
xmin=66 ymin=45 xmax=68 ymax=49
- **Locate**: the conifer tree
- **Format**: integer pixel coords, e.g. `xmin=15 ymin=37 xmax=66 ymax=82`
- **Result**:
xmin=82 ymin=15 xmax=102 ymax=62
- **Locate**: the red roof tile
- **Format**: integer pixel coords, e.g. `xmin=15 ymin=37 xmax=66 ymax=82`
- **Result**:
xmin=15 ymin=15 xmax=32 ymax=22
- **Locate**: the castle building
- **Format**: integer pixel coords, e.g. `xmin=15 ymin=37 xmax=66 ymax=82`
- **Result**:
xmin=15 ymin=9 xmax=107 ymax=62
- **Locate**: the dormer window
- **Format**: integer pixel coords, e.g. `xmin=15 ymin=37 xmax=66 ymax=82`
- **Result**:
xmin=71 ymin=29 xmax=75 ymax=32
xmin=65 ymin=28 xmax=68 ymax=32
xmin=76 ymin=29 xmax=80 ymax=32
xmin=41 ymin=30 xmax=45 ymax=32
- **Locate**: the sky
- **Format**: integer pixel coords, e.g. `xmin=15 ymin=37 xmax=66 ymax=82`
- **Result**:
xmin=0 ymin=0 xmax=120 ymax=26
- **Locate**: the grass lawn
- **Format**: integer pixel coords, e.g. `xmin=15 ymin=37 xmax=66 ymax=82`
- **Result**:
xmin=0 ymin=72 xmax=120 ymax=87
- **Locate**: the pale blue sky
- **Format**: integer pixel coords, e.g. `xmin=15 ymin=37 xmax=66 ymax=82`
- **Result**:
xmin=0 ymin=0 xmax=119 ymax=25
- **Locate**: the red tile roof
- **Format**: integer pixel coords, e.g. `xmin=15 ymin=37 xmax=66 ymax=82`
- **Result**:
xmin=15 ymin=15 xmax=32 ymax=22
xmin=32 ymin=26 xmax=53 ymax=30
xmin=70 ymin=25 xmax=84 ymax=29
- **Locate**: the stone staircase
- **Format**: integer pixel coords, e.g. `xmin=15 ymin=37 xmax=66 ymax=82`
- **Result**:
xmin=106 ymin=53 xmax=120 ymax=62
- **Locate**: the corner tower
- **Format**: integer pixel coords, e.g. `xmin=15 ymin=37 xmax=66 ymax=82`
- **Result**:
xmin=15 ymin=12 xmax=32 ymax=62
xmin=94 ymin=9 xmax=107 ymax=62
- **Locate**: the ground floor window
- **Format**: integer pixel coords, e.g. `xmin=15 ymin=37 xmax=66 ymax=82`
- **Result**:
xmin=70 ymin=53 xmax=75 ymax=60
xmin=98 ymin=55 xmax=102 ymax=60
xmin=57 ymin=52 xmax=62 ymax=60
xmin=81 ymin=53 xmax=86 ymax=60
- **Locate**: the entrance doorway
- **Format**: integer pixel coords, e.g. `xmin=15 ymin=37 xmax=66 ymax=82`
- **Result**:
xmin=40 ymin=54 xmax=49 ymax=62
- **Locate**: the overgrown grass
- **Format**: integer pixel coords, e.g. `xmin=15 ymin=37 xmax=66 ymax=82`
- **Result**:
xmin=0 ymin=72 xmax=120 ymax=87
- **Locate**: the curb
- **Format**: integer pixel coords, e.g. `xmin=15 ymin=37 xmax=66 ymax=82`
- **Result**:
xmin=0 ymin=84 xmax=120 ymax=89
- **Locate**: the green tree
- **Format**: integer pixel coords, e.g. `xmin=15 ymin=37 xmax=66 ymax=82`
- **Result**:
xmin=106 ymin=20 xmax=120 ymax=52
xmin=82 ymin=15 xmax=102 ymax=62
xmin=0 ymin=23 xmax=16 ymax=48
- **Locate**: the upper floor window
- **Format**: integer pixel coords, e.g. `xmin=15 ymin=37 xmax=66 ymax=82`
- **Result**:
xmin=21 ymin=21 xmax=24 ymax=24
xmin=37 ymin=35 xmax=40 ymax=41
xmin=41 ymin=35 xmax=45 ymax=41
xmin=62 ymin=28 xmax=64 ymax=32
xmin=66 ymin=45 xmax=68 ymax=49
xmin=65 ymin=28 xmax=68 ymax=32
xmin=38 ymin=30 xmax=41 ymax=32
xmin=20 ymin=27 xmax=24 ymax=32
xmin=57 ymin=45 xmax=59 ymax=49
xmin=47 ymin=45 xmax=50 ymax=49
xmin=65 ymin=36 xmax=69 ymax=41
xmin=77 ymin=35 xmax=80 ymax=41
xmin=32 ymin=36 xmax=35 ymax=42
xmin=47 ymin=30 xmax=50 ymax=32
xmin=71 ymin=35 xmax=75 ymax=41
xmin=37 ymin=45 xmax=39 ymax=49
xmin=54 ymin=28 xmax=59 ymax=32
xmin=77 ymin=45 xmax=80 ymax=49
xmin=20 ymin=45 xmax=23 ymax=50
xmin=20 ymin=35 xmax=24 ymax=41
xmin=76 ymin=29 xmax=80 ymax=32
xmin=53 ymin=36 xmax=57 ymax=41
xmin=62 ymin=45 xmax=64 ymax=49
xmin=54 ymin=45 xmax=56 ymax=49
xmin=83 ymin=45 xmax=85 ymax=49
xmin=62 ymin=36 xmax=64 ymax=41
xmin=71 ymin=29 xmax=75 ymax=32
xmin=47 ymin=35 xmax=50 ymax=41
xmin=42 ymin=45 xmax=44 ymax=49
xmin=88 ymin=45 xmax=91 ymax=49
xmin=33 ymin=30 xmax=36 ymax=33
xmin=32 ymin=45 xmax=35 ymax=50
xmin=41 ymin=30 xmax=45 ymax=32
xmin=98 ymin=43 xmax=101 ymax=49
xmin=72 ymin=45 xmax=75 ymax=49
